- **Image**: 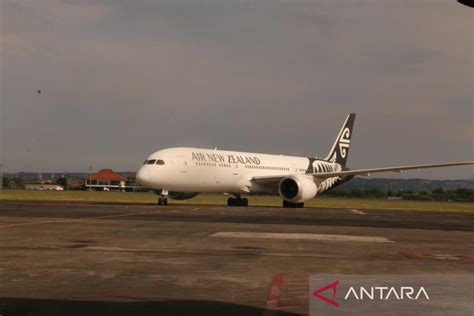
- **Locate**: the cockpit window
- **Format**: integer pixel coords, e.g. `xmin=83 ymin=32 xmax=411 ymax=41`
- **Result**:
xmin=146 ymin=159 xmax=156 ymax=164
xmin=156 ymin=160 xmax=165 ymax=165
xmin=143 ymin=160 xmax=147 ymax=165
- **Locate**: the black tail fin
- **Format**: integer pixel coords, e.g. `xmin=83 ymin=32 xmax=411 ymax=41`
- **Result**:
xmin=324 ymin=113 xmax=356 ymax=166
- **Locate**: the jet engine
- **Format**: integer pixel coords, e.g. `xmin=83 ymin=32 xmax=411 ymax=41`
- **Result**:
xmin=168 ymin=192 xmax=200 ymax=200
xmin=278 ymin=175 xmax=317 ymax=203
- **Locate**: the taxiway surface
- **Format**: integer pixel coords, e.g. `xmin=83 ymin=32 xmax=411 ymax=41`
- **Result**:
xmin=0 ymin=201 xmax=472 ymax=315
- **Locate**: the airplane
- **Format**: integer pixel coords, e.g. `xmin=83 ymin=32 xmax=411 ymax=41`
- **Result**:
xmin=136 ymin=113 xmax=473 ymax=207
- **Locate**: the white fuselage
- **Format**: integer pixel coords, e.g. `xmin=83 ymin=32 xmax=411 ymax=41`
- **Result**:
xmin=136 ymin=147 xmax=343 ymax=195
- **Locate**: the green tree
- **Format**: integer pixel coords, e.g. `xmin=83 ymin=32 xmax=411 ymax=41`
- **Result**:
xmin=351 ymin=188 xmax=365 ymax=198
xmin=1 ymin=177 xmax=10 ymax=188
xmin=11 ymin=178 xmax=25 ymax=189
xmin=56 ymin=177 xmax=68 ymax=189
xmin=455 ymin=188 xmax=472 ymax=201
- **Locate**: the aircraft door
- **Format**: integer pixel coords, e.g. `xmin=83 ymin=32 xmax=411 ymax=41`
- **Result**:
xmin=176 ymin=155 xmax=189 ymax=174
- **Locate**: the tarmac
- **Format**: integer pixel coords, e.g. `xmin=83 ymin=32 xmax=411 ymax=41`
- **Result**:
xmin=0 ymin=201 xmax=473 ymax=315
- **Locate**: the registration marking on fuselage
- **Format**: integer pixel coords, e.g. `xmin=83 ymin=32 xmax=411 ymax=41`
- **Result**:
xmin=210 ymin=231 xmax=393 ymax=243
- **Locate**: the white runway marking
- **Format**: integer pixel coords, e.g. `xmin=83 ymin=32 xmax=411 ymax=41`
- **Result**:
xmin=350 ymin=209 xmax=366 ymax=215
xmin=211 ymin=232 xmax=393 ymax=243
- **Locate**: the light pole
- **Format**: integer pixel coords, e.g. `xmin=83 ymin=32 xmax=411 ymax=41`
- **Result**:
xmin=89 ymin=165 xmax=92 ymax=191
xmin=0 ymin=163 xmax=3 ymax=190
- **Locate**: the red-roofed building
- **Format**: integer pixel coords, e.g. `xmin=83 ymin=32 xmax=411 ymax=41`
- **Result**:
xmin=85 ymin=169 xmax=126 ymax=191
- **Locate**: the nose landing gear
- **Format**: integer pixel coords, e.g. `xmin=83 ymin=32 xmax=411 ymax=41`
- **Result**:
xmin=227 ymin=196 xmax=248 ymax=207
xmin=156 ymin=189 xmax=169 ymax=206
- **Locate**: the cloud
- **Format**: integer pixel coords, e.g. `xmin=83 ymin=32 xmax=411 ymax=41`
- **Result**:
xmin=1 ymin=0 xmax=472 ymax=178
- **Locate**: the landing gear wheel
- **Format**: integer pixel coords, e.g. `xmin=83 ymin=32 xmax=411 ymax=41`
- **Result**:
xmin=227 ymin=197 xmax=249 ymax=207
xmin=283 ymin=200 xmax=304 ymax=208
xmin=158 ymin=197 xmax=168 ymax=206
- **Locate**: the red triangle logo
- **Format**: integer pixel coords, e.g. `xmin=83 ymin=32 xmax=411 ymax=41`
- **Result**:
xmin=312 ymin=280 xmax=340 ymax=307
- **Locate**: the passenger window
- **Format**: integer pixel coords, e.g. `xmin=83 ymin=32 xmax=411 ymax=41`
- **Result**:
xmin=147 ymin=159 xmax=156 ymax=164
xmin=156 ymin=159 xmax=165 ymax=165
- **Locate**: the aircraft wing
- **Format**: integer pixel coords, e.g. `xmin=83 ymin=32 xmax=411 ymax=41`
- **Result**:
xmin=251 ymin=162 xmax=474 ymax=187
xmin=310 ymin=162 xmax=474 ymax=179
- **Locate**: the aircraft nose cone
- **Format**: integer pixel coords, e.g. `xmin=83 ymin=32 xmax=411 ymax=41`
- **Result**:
xmin=136 ymin=167 xmax=151 ymax=186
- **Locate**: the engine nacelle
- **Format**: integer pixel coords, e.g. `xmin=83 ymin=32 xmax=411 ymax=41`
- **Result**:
xmin=278 ymin=175 xmax=318 ymax=203
xmin=167 ymin=192 xmax=200 ymax=200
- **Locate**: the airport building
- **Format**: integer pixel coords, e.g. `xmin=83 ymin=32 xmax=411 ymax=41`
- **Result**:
xmin=85 ymin=169 xmax=126 ymax=191
xmin=25 ymin=184 xmax=64 ymax=191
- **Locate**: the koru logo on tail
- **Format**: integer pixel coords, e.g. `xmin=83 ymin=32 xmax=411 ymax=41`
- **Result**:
xmin=338 ymin=127 xmax=351 ymax=158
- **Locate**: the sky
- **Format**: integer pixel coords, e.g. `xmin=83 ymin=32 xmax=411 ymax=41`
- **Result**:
xmin=0 ymin=0 xmax=472 ymax=179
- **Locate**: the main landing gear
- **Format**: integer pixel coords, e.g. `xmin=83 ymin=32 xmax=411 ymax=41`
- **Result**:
xmin=227 ymin=196 xmax=248 ymax=207
xmin=158 ymin=196 xmax=168 ymax=205
xmin=283 ymin=200 xmax=304 ymax=208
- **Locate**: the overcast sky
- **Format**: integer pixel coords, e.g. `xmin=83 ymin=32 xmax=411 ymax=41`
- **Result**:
xmin=1 ymin=0 xmax=472 ymax=178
